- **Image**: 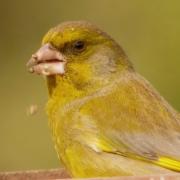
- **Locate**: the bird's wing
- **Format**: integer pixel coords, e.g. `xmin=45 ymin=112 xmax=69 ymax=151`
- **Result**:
xmin=79 ymin=72 xmax=180 ymax=171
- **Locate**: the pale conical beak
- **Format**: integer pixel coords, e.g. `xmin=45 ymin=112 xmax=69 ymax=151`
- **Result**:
xmin=26 ymin=43 xmax=66 ymax=76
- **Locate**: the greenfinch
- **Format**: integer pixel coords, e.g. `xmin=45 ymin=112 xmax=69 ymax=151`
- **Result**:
xmin=27 ymin=21 xmax=180 ymax=177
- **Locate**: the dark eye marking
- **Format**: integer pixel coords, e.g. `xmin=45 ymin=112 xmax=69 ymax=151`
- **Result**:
xmin=72 ymin=40 xmax=86 ymax=52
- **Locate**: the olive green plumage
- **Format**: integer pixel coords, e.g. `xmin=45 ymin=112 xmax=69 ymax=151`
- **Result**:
xmin=29 ymin=21 xmax=180 ymax=177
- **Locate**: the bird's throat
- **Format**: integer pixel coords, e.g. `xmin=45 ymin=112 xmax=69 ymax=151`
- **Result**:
xmin=46 ymin=75 xmax=86 ymax=109
xmin=46 ymin=75 xmax=57 ymax=95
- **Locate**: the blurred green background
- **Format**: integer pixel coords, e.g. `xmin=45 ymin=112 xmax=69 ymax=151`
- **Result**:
xmin=0 ymin=0 xmax=179 ymax=172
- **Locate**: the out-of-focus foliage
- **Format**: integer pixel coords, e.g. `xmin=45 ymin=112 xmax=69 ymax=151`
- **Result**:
xmin=0 ymin=0 xmax=179 ymax=171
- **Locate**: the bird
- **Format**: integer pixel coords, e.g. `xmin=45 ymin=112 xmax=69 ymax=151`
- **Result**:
xmin=27 ymin=21 xmax=180 ymax=178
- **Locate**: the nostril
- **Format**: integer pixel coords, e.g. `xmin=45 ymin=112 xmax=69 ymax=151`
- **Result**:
xmin=48 ymin=43 xmax=57 ymax=50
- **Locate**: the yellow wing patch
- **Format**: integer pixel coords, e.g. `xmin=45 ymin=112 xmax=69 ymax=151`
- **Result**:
xmin=98 ymin=137 xmax=180 ymax=172
xmin=154 ymin=157 xmax=180 ymax=171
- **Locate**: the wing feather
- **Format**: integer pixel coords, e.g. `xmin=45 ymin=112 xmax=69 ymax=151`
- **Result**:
xmin=80 ymin=71 xmax=180 ymax=171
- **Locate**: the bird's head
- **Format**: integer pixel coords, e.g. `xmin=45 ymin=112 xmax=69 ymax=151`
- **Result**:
xmin=27 ymin=21 xmax=133 ymax=95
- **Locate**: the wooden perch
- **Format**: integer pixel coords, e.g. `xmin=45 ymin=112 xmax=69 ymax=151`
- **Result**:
xmin=0 ymin=168 xmax=179 ymax=180
xmin=0 ymin=168 xmax=69 ymax=180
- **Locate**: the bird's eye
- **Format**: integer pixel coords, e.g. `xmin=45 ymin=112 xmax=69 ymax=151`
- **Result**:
xmin=72 ymin=40 xmax=86 ymax=52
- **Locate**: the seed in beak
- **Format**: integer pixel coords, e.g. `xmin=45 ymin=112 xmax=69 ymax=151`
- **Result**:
xmin=32 ymin=54 xmax=38 ymax=60
xmin=29 ymin=67 xmax=34 ymax=73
